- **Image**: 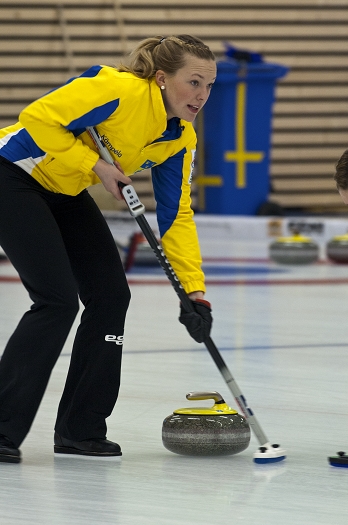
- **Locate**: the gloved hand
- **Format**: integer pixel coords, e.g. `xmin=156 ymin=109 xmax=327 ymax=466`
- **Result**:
xmin=179 ymin=299 xmax=212 ymax=343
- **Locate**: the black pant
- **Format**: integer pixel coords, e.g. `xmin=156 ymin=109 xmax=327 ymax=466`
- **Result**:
xmin=0 ymin=157 xmax=130 ymax=447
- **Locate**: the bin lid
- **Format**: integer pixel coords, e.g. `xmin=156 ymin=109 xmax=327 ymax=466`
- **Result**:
xmin=216 ymin=59 xmax=289 ymax=82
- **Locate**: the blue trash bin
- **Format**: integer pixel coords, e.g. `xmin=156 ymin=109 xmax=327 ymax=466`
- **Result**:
xmin=196 ymin=59 xmax=289 ymax=215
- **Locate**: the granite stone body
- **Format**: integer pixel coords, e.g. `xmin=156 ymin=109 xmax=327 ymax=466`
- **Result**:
xmin=269 ymin=239 xmax=319 ymax=265
xmin=162 ymin=412 xmax=250 ymax=456
xmin=327 ymin=237 xmax=348 ymax=263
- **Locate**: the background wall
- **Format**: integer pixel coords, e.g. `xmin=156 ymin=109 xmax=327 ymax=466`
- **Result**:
xmin=0 ymin=0 xmax=347 ymax=214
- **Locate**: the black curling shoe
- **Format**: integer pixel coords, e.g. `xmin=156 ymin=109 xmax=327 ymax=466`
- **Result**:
xmin=0 ymin=435 xmax=21 ymax=463
xmin=54 ymin=432 xmax=122 ymax=459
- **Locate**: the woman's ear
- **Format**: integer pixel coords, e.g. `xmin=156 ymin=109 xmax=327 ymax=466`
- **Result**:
xmin=155 ymin=70 xmax=166 ymax=90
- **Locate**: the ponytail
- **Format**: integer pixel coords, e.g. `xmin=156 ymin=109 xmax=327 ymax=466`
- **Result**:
xmin=118 ymin=34 xmax=215 ymax=79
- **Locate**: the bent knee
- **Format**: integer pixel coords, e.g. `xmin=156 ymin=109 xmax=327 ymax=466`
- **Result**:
xmin=62 ymin=294 xmax=80 ymax=319
xmin=99 ymin=284 xmax=131 ymax=311
xmin=81 ymin=281 xmax=131 ymax=313
xmin=32 ymin=292 xmax=80 ymax=322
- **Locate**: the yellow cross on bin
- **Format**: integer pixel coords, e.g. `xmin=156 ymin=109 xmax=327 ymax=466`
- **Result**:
xmin=224 ymin=81 xmax=264 ymax=188
xmin=194 ymin=111 xmax=223 ymax=211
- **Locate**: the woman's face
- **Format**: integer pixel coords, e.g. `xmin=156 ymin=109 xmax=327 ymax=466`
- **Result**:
xmin=156 ymin=55 xmax=217 ymax=122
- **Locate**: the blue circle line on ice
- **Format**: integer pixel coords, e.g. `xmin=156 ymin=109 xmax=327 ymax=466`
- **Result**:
xmin=127 ymin=265 xmax=289 ymax=275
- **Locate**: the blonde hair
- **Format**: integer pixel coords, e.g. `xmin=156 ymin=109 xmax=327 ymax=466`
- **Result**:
xmin=118 ymin=34 xmax=215 ymax=79
xmin=334 ymin=149 xmax=348 ymax=190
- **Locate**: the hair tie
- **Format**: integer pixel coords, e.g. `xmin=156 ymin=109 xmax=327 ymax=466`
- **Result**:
xmin=159 ymin=37 xmax=166 ymax=43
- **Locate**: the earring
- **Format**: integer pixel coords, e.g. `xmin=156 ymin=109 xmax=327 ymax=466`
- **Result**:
xmin=160 ymin=85 xmax=165 ymax=90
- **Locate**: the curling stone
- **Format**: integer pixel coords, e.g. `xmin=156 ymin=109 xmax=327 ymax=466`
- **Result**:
xmin=269 ymin=231 xmax=319 ymax=265
xmin=124 ymin=232 xmax=157 ymax=271
xmin=115 ymin=232 xmax=158 ymax=271
xmin=326 ymin=234 xmax=348 ymax=263
xmin=162 ymin=391 xmax=250 ymax=456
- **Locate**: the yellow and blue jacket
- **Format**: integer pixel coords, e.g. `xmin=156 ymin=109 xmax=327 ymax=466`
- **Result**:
xmin=0 ymin=65 xmax=205 ymax=293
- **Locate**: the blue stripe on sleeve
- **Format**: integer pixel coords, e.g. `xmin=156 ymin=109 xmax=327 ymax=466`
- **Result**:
xmin=151 ymin=148 xmax=186 ymax=237
xmin=43 ymin=65 xmax=104 ymax=96
xmin=43 ymin=65 xmax=120 ymax=131
xmin=66 ymin=99 xmax=120 ymax=132
xmin=0 ymin=128 xmax=45 ymax=162
xmin=69 ymin=65 xmax=103 ymax=81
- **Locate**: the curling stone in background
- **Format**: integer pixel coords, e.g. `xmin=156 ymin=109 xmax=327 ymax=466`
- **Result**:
xmin=124 ymin=232 xmax=158 ymax=271
xmin=115 ymin=232 xmax=159 ymax=271
xmin=269 ymin=230 xmax=319 ymax=265
xmin=326 ymin=234 xmax=348 ymax=263
xmin=162 ymin=391 xmax=250 ymax=456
